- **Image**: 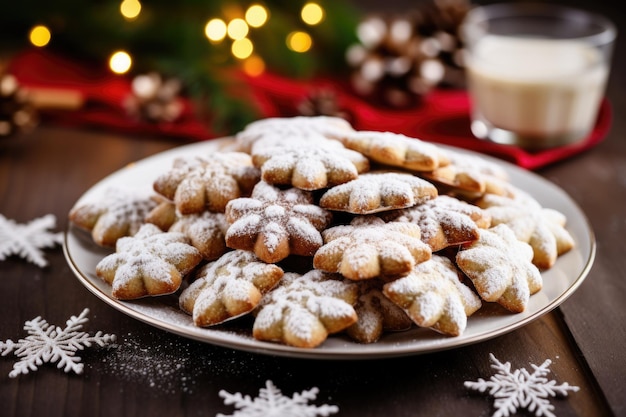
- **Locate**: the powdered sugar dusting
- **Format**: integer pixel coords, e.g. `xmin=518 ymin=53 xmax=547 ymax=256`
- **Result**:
xmin=341 ymin=130 xmax=447 ymax=171
xmin=96 ymin=223 xmax=201 ymax=298
xmin=253 ymin=271 xmax=357 ymax=346
xmin=319 ymin=172 xmax=437 ymax=214
xmin=179 ymin=250 xmax=283 ymax=325
xmin=252 ymin=140 xmax=368 ymax=190
xmin=385 ymin=195 xmax=487 ymax=251
xmin=315 ymin=216 xmax=430 ymax=280
xmin=383 ymin=258 xmax=471 ymax=336
xmin=225 ymin=182 xmax=332 ymax=261
xmin=456 ymin=224 xmax=542 ymax=312
xmin=235 ymin=115 xmax=355 ymax=153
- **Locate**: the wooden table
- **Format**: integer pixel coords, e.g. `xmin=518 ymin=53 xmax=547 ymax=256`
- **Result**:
xmin=1 ymin=3 xmax=625 ymax=417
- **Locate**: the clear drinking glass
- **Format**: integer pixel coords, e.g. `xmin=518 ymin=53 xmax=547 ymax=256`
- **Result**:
xmin=461 ymin=3 xmax=616 ymax=149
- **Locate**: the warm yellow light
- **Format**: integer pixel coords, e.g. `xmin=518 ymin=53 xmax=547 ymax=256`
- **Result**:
xmin=205 ymin=18 xmax=227 ymax=42
xmin=301 ymin=3 xmax=324 ymax=25
xmin=227 ymin=18 xmax=249 ymax=40
xmin=242 ymin=55 xmax=266 ymax=76
xmin=245 ymin=4 xmax=268 ymax=28
xmin=29 ymin=25 xmax=51 ymax=47
xmin=120 ymin=0 xmax=141 ymax=20
xmin=231 ymin=38 xmax=254 ymax=59
xmin=109 ymin=51 xmax=132 ymax=74
xmin=286 ymin=31 xmax=312 ymax=53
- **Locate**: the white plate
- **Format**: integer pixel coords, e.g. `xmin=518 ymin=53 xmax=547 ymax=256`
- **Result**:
xmin=63 ymin=138 xmax=595 ymax=360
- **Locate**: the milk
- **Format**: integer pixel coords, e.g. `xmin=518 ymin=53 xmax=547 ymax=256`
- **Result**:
xmin=466 ymin=35 xmax=609 ymax=146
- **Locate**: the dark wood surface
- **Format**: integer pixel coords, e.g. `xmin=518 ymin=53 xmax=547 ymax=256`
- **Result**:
xmin=2 ymin=2 xmax=626 ymax=417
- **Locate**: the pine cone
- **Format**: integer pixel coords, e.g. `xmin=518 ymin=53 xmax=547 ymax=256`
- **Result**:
xmin=297 ymin=88 xmax=351 ymax=122
xmin=124 ymin=72 xmax=184 ymax=123
xmin=414 ymin=0 xmax=471 ymax=88
xmin=346 ymin=0 xmax=471 ymax=108
xmin=0 ymin=73 xmax=38 ymax=138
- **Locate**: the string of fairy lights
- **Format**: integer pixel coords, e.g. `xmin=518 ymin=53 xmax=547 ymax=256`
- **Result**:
xmin=26 ymin=1 xmax=327 ymax=77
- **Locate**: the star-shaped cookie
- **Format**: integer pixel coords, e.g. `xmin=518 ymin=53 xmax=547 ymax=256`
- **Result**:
xmin=251 ymin=138 xmax=369 ymax=191
xmin=153 ymin=152 xmax=260 ymax=214
xmin=252 ymin=270 xmax=358 ymax=348
xmin=313 ymin=216 xmax=431 ymax=280
xmin=383 ymin=195 xmax=491 ymax=251
xmin=455 ymin=224 xmax=543 ymax=313
xmin=319 ymin=171 xmax=438 ymax=214
xmin=383 ymin=255 xmax=482 ymax=336
xmin=95 ymin=223 xmax=202 ymax=300
xmin=179 ymin=250 xmax=284 ymax=327
xmin=476 ymin=185 xmax=575 ymax=269
xmin=225 ymin=181 xmax=333 ymax=263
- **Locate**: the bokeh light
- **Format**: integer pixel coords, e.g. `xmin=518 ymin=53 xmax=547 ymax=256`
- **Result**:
xmin=29 ymin=25 xmax=51 ymax=47
xmin=286 ymin=31 xmax=312 ymax=53
xmin=205 ymin=18 xmax=227 ymax=42
xmin=109 ymin=51 xmax=132 ymax=74
xmin=243 ymin=55 xmax=266 ymax=76
xmin=227 ymin=18 xmax=249 ymax=40
xmin=301 ymin=3 xmax=324 ymax=25
xmin=245 ymin=4 xmax=268 ymax=28
xmin=231 ymin=38 xmax=254 ymax=59
xmin=120 ymin=0 xmax=141 ymax=20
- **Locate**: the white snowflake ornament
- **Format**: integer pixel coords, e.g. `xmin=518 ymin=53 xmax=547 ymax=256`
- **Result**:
xmin=0 ymin=308 xmax=116 ymax=378
xmin=218 ymin=380 xmax=339 ymax=417
xmin=465 ymin=353 xmax=579 ymax=417
xmin=0 ymin=213 xmax=63 ymax=267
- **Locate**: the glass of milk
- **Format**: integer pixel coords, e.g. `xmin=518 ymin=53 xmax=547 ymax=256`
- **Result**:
xmin=461 ymin=3 xmax=616 ymax=149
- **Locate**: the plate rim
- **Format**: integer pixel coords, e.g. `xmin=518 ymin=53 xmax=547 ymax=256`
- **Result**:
xmin=62 ymin=138 xmax=597 ymax=360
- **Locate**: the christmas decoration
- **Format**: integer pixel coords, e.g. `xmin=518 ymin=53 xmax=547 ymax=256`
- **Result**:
xmin=345 ymin=0 xmax=470 ymax=108
xmin=413 ymin=0 xmax=471 ymax=88
xmin=0 ymin=308 xmax=116 ymax=378
xmin=124 ymin=72 xmax=184 ymax=123
xmin=0 ymin=72 xmax=38 ymax=138
xmin=218 ymin=380 xmax=339 ymax=417
xmin=297 ymin=88 xmax=351 ymax=121
xmin=464 ymin=353 xmax=580 ymax=417
xmin=0 ymin=213 xmax=63 ymax=267
xmin=1 ymin=0 xmax=360 ymax=132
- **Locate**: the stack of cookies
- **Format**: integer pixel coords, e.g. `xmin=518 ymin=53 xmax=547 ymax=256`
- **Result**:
xmin=69 ymin=116 xmax=575 ymax=349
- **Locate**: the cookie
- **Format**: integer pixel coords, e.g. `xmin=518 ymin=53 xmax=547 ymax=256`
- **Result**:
xmin=144 ymin=200 xmax=178 ymax=231
xmin=319 ymin=171 xmax=438 ymax=214
xmin=153 ymin=152 xmax=260 ymax=214
xmin=313 ymin=216 xmax=431 ymax=280
xmin=346 ymin=280 xmax=413 ymax=344
xmin=145 ymin=200 xmax=230 ymax=261
xmin=179 ymin=250 xmax=284 ymax=327
xmin=69 ymin=186 xmax=161 ymax=248
xmin=251 ymin=137 xmax=370 ymax=191
xmin=383 ymin=255 xmax=482 ymax=336
xmin=252 ymin=270 xmax=358 ymax=348
xmin=95 ymin=223 xmax=202 ymax=300
xmin=455 ymin=224 xmax=543 ymax=313
xmin=234 ymin=115 xmax=355 ymax=154
xmin=225 ymin=181 xmax=333 ymax=263
xmin=420 ymin=149 xmax=510 ymax=197
xmin=382 ymin=195 xmax=491 ymax=251
xmin=476 ymin=185 xmax=575 ymax=269
xmin=169 ymin=211 xmax=230 ymax=261
xmin=337 ymin=130 xmax=449 ymax=172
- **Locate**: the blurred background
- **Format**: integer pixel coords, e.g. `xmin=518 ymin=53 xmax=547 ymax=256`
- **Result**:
xmin=0 ymin=0 xmax=623 ymax=144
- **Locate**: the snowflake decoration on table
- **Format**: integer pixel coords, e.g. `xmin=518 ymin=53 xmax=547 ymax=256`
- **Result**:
xmin=464 ymin=353 xmax=580 ymax=417
xmin=0 ymin=308 xmax=116 ymax=378
xmin=0 ymin=213 xmax=63 ymax=267
xmin=217 ymin=380 xmax=339 ymax=417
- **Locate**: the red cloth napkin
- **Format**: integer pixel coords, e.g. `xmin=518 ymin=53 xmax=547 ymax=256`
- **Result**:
xmin=8 ymin=49 xmax=214 ymax=140
xmin=9 ymin=49 xmax=611 ymax=170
